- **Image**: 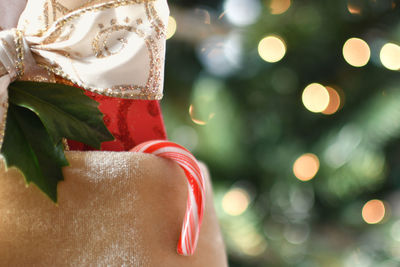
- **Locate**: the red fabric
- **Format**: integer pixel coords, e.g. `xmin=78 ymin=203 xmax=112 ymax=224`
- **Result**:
xmin=67 ymin=91 xmax=167 ymax=151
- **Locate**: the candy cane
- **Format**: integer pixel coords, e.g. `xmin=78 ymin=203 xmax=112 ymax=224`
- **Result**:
xmin=131 ymin=140 xmax=205 ymax=256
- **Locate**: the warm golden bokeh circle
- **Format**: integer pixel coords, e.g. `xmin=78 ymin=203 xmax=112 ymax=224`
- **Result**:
xmin=362 ymin=199 xmax=386 ymax=224
xmin=342 ymin=38 xmax=370 ymax=67
xmin=166 ymin=16 xmax=177 ymax=40
xmin=188 ymin=104 xmax=215 ymax=126
xmin=302 ymin=83 xmax=330 ymax=113
xmin=222 ymin=188 xmax=250 ymax=216
xmin=347 ymin=3 xmax=361 ymax=15
xmin=258 ymin=35 xmax=286 ymax=63
xmin=322 ymin=86 xmax=341 ymax=115
xmin=380 ymin=43 xmax=400 ymax=71
xmin=293 ymin=153 xmax=320 ymax=181
xmin=269 ymin=0 xmax=291 ymax=15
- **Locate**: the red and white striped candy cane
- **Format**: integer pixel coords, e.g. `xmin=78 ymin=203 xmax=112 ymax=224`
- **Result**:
xmin=131 ymin=140 xmax=206 ymax=256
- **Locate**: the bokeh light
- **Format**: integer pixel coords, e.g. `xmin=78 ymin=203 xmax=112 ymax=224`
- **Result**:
xmin=390 ymin=220 xmax=400 ymax=241
xmin=302 ymin=83 xmax=329 ymax=113
xmin=258 ymin=35 xmax=286 ymax=63
xmin=290 ymin=186 xmax=315 ymax=213
xmin=322 ymin=86 xmax=341 ymax=115
xmin=163 ymin=0 xmax=400 ymax=265
xmin=224 ymin=0 xmax=261 ymax=26
xmin=362 ymin=199 xmax=386 ymax=224
xmin=166 ymin=16 xmax=177 ymax=40
xmin=239 ymin=233 xmax=267 ymax=256
xmin=343 ymin=38 xmax=371 ymax=67
xmin=380 ymin=43 xmax=400 ymax=71
xmin=347 ymin=1 xmax=362 ymax=15
xmin=195 ymin=8 xmax=211 ymax=24
xmin=269 ymin=0 xmax=291 ymax=15
xmin=222 ymin=188 xmax=250 ymax=216
xmin=284 ymin=223 xmax=310 ymax=245
xmin=293 ymin=153 xmax=320 ymax=181
xmin=198 ymin=33 xmax=242 ymax=77
xmin=189 ymin=104 xmax=215 ymax=125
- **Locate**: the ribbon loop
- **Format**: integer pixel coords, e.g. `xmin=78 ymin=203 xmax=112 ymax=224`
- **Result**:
xmin=0 ymin=29 xmax=23 ymax=147
xmin=0 ymin=28 xmax=49 ymax=82
xmin=0 ymin=29 xmax=24 ymax=81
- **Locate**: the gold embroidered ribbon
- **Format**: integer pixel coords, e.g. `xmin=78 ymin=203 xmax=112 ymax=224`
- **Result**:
xmin=0 ymin=0 xmax=169 ymax=147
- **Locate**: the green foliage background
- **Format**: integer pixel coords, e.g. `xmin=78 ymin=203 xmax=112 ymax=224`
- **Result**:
xmin=163 ymin=0 xmax=400 ymax=266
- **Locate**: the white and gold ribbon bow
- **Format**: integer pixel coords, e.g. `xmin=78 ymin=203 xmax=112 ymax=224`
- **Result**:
xmin=0 ymin=0 xmax=169 ymax=146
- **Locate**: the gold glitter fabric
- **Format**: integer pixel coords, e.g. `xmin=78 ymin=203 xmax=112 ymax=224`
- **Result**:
xmin=0 ymin=151 xmax=228 ymax=266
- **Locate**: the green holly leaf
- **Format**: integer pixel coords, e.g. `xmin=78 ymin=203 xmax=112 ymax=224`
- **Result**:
xmin=1 ymin=81 xmax=115 ymax=202
xmin=1 ymin=104 xmax=68 ymax=202
xmin=8 ymin=81 xmax=114 ymax=149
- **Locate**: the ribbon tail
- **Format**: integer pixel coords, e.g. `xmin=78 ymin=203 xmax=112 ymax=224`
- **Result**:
xmin=0 ymin=75 xmax=9 ymax=148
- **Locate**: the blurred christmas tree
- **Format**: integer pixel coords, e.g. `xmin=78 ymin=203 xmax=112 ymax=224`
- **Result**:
xmin=163 ymin=0 xmax=400 ymax=266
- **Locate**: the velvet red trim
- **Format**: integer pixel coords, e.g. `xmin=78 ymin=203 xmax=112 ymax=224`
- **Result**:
xmin=68 ymin=91 xmax=167 ymax=151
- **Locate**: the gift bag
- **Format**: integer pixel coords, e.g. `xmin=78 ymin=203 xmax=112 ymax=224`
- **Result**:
xmin=0 ymin=0 xmax=228 ymax=265
xmin=0 ymin=151 xmax=227 ymax=266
